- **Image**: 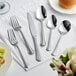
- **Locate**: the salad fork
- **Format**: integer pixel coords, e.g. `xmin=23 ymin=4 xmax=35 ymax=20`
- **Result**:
xmin=10 ymin=16 xmax=34 ymax=55
xmin=7 ymin=29 xmax=28 ymax=68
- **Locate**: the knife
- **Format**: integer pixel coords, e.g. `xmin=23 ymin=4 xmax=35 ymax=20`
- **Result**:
xmin=27 ymin=13 xmax=41 ymax=62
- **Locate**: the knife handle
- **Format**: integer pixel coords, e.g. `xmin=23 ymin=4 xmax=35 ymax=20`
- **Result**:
xmin=33 ymin=35 xmax=41 ymax=62
xmin=19 ymin=29 xmax=34 ymax=55
xmin=40 ymin=21 xmax=46 ymax=46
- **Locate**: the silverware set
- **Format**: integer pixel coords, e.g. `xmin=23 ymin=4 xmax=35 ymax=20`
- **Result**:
xmin=1 ymin=5 xmax=71 ymax=71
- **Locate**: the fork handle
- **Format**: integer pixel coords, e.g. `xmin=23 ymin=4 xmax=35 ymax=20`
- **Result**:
xmin=19 ymin=30 xmax=34 ymax=55
xmin=13 ymin=56 xmax=27 ymax=71
xmin=16 ymin=45 xmax=28 ymax=68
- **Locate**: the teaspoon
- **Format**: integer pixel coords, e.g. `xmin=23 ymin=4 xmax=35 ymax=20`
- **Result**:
xmin=46 ymin=15 xmax=57 ymax=51
xmin=51 ymin=20 xmax=71 ymax=56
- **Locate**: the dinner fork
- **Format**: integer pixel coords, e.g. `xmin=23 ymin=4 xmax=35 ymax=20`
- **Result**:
xmin=10 ymin=16 xmax=34 ymax=55
xmin=7 ymin=29 xmax=28 ymax=68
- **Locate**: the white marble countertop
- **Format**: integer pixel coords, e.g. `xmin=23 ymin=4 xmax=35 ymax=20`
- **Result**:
xmin=1 ymin=0 xmax=76 ymax=76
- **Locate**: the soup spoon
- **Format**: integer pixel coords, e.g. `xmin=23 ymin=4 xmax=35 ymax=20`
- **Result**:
xmin=51 ymin=20 xmax=71 ymax=56
xmin=36 ymin=5 xmax=47 ymax=46
xmin=46 ymin=15 xmax=57 ymax=51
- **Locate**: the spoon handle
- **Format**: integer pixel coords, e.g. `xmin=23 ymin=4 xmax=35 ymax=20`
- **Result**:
xmin=46 ymin=30 xmax=52 ymax=51
xmin=40 ymin=21 xmax=46 ymax=46
xmin=51 ymin=35 xmax=62 ymax=56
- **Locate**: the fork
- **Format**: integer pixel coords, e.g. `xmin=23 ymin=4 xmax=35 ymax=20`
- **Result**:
xmin=10 ymin=16 xmax=34 ymax=55
xmin=7 ymin=29 xmax=28 ymax=68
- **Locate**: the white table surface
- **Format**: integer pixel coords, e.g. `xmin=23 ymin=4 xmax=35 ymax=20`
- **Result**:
xmin=1 ymin=0 xmax=76 ymax=76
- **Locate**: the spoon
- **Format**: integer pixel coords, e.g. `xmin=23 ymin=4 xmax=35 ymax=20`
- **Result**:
xmin=51 ymin=20 xmax=71 ymax=56
xmin=46 ymin=15 xmax=57 ymax=51
xmin=36 ymin=5 xmax=47 ymax=46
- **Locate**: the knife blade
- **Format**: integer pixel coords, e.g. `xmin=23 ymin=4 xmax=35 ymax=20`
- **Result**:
xmin=27 ymin=13 xmax=41 ymax=62
xmin=27 ymin=13 xmax=37 ymax=37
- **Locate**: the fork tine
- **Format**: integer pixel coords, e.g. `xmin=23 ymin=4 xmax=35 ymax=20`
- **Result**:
xmin=7 ymin=29 xmax=18 ymax=45
xmin=10 ymin=16 xmax=17 ymax=27
xmin=10 ymin=16 xmax=21 ymax=30
xmin=10 ymin=16 xmax=16 ymax=28
xmin=13 ymin=16 xmax=19 ymax=26
xmin=14 ymin=16 xmax=20 ymax=26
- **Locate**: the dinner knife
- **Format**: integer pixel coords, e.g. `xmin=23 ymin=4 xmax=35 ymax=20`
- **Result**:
xmin=27 ymin=13 xmax=41 ymax=62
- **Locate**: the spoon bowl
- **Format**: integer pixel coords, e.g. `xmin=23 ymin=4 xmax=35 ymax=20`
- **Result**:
xmin=47 ymin=15 xmax=57 ymax=29
xmin=58 ymin=20 xmax=71 ymax=35
xmin=36 ymin=5 xmax=47 ymax=21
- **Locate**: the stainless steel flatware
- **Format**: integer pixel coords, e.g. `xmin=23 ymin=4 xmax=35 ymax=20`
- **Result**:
xmin=36 ymin=5 xmax=47 ymax=46
xmin=10 ymin=16 xmax=34 ymax=55
xmin=0 ymin=31 xmax=26 ymax=71
xmin=46 ymin=15 xmax=57 ymax=51
xmin=51 ymin=20 xmax=71 ymax=56
xmin=7 ymin=29 xmax=28 ymax=68
xmin=27 ymin=13 xmax=41 ymax=62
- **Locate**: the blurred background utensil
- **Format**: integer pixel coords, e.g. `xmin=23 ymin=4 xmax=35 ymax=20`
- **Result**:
xmin=0 ymin=0 xmax=10 ymax=14
xmin=36 ymin=5 xmax=47 ymax=46
xmin=51 ymin=20 xmax=71 ymax=56
xmin=46 ymin=15 xmax=57 ymax=51
xmin=10 ymin=16 xmax=34 ymax=55
xmin=7 ymin=29 xmax=28 ymax=68
xmin=27 ymin=13 xmax=42 ymax=62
